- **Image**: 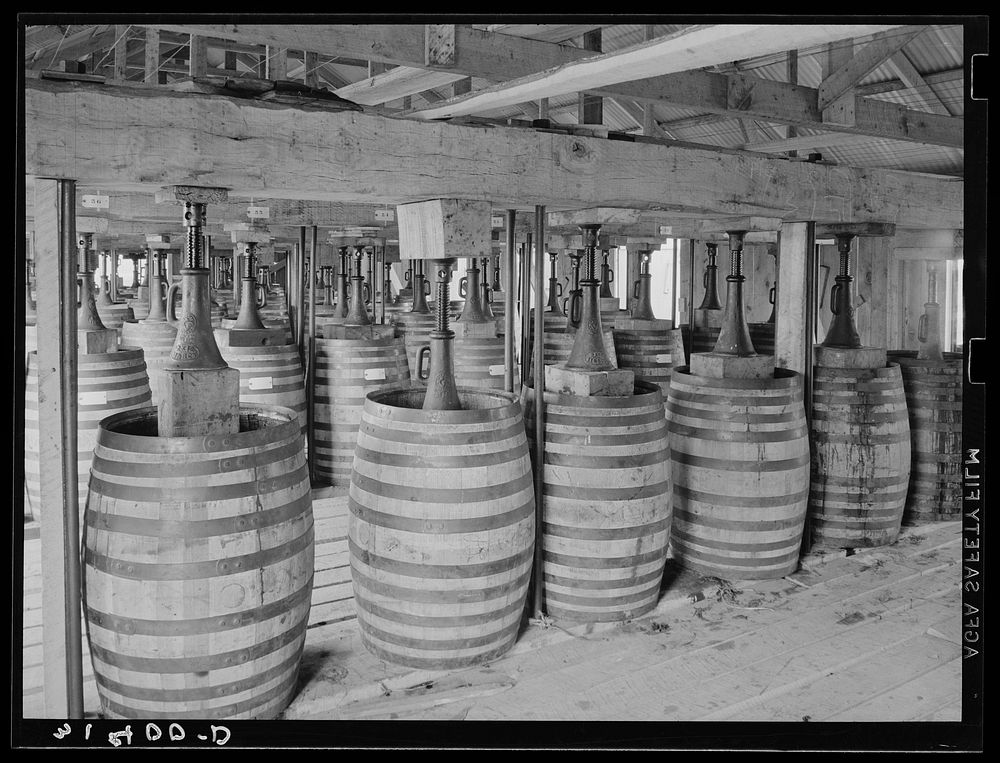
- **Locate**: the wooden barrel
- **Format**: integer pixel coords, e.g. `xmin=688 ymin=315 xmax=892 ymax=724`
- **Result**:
xmin=681 ymin=325 xmax=722 ymax=355
xmin=749 ymin=322 xmax=775 ymax=355
xmin=394 ymin=311 xmax=437 ymax=373
xmin=95 ymin=302 xmax=135 ymax=332
xmin=121 ymin=320 xmax=177 ymax=409
xmin=452 ymin=335 xmax=506 ymax=390
xmin=313 ymin=335 xmax=410 ymax=486
xmin=349 ymin=387 xmax=534 ymax=669
xmin=83 ymin=404 xmax=313 ymax=719
xmin=24 ymin=347 xmax=152 ymax=521
xmin=219 ymin=343 xmax=307 ymax=433
xmin=667 ymin=367 xmax=810 ymax=580
xmin=612 ymin=323 xmax=686 ymax=397
xmin=809 ymin=362 xmax=911 ymax=548
xmin=887 ymin=351 xmax=962 ymax=523
xmin=521 ymin=380 xmax=671 ymax=622
xmin=527 ymin=327 xmax=618 ymax=373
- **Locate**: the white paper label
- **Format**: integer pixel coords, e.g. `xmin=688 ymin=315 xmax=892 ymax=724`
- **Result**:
xmin=364 ymin=368 xmax=387 ymax=381
xmin=491 ymin=216 xmax=505 ymax=228
xmin=247 ymin=206 xmax=270 ymax=219
xmin=658 ymin=225 xmax=672 ymax=236
xmin=655 ymin=354 xmax=673 ymax=364
xmin=79 ymin=390 xmax=107 ymax=405
xmin=81 ymin=195 xmax=110 ymax=209
xmin=374 ymin=209 xmax=395 ymax=221
xmin=248 ymin=376 xmax=274 ymax=390
xmin=489 ymin=364 xmax=505 ymax=376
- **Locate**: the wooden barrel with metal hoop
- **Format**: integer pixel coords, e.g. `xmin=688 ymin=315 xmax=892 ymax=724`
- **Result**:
xmin=349 ymin=387 xmax=534 ymax=669
xmin=82 ymin=405 xmax=314 ymax=719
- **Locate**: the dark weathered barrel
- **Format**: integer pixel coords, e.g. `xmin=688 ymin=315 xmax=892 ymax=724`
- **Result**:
xmin=887 ymin=351 xmax=962 ymax=523
xmin=313 ymin=335 xmax=410 ymax=485
xmin=349 ymin=387 xmax=534 ymax=669
xmin=612 ymin=321 xmax=686 ymax=397
xmin=83 ymin=405 xmax=314 ymax=720
xmin=451 ymin=335 xmax=507 ymax=390
xmin=393 ymin=311 xmax=437 ymax=373
xmin=527 ymin=327 xmax=618 ymax=373
xmin=121 ymin=320 xmax=177 ymax=408
xmin=24 ymin=348 xmax=152 ymax=521
xmin=219 ymin=344 xmax=307 ymax=433
xmin=667 ymin=367 xmax=810 ymax=580
xmin=521 ymin=380 xmax=672 ymax=622
xmin=809 ymin=362 xmax=911 ymax=548
xmin=748 ymin=322 xmax=775 ymax=355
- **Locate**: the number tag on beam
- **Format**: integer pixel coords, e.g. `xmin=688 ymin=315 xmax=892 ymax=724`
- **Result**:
xmin=364 ymin=368 xmax=387 ymax=381
xmin=489 ymin=364 xmax=505 ymax=376
xmin=491 ymin=216 xmax=505 ymax=228
xmin=248 ymin=376 xmax=274 ymax=391
xmin=655 ymin=354 xmax=672 ymax=364
xmin=247 ymin=206 xmax=270 ymax=220
xmin=374 ymin=209 xmax=394 ymax=222
xmin=79 ymin=390 xmax=108 ymax=405
xmin=658 ymin=226 xmax=672 ymax=236
xmin=81 ymin=195 xmax=110 ymax=210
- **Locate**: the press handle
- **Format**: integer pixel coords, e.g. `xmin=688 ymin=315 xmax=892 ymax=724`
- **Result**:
xmin=830 ymin=283 xmax=841 ymax=316
xmin=166 ymin=282 xmax=181 ymax=326
xmin=570 ymin=292 xmax=583 ymax=325
xmin=417 ymin=345 xmax=431 ymax=381
xmin=483 ymin=284 xmax=493 ymax=303
xmin=633 ymin=280 xmax=640 ymax=299
xmin=917 ymin=313 xmax=928 ymax=342
xmin=363 ymin=283 xmax=372 ymax=303
xmin=769 ymin=285 xmax=776 ymax=305
xmin=459 ymin=276 xmax=468 ymax=298
xmin=423 ymin=280 xmax=432 ymax=296
xmin=607 ymin=268 xmax=614 ymax=283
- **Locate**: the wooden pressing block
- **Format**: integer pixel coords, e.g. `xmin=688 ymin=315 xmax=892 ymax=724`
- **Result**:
xmin=547 ymin=207 xmax=643 ymax=228
xmin=214 ymin=326 xmax=287 ymax=347
xmin=453 ymin=320 xmax=500 ymax=338
xmin=599 ymin=297 xmax=621 ymax=312
xmin=79 ymin=327 xmax=118 ymax=355
xmin=614 ymin=316 xmax=674 ymax=332
xmin=320 ymin=323 xmax=396 ymax=341
xmin=693 ymin=307 xmax=723 ymax=328
xmin=690 ymin=351 xmax=775 ymax=379
xmin=544 ymin=363 xmax=635 ymax=397
xmin=159 ymin=366 xmax=240 ymax=437
xmin=814 ymin=345 xmax=887 ymax=369
xmin=396 ymin=199 xmax=491 ymax=260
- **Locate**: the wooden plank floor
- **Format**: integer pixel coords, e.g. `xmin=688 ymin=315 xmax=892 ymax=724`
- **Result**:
xmin=21 ymin=492 xmax=962 ymax=722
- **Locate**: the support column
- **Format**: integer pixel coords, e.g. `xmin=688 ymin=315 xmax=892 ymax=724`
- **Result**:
xmin=504 ymin=211 xmax=516 ymax=394
xmin=775 ymin=222 xmax=816 ymax=395
xmin=34 ymin=177 xmax=84 ymax=718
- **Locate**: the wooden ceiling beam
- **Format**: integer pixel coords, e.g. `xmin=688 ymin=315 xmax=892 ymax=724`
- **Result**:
xmin=816 ymin=26 xmax=926 ymax=109
xmin=411 ymin=24 xmax=901 ymax=119
xmin=24 ymin=78 xmax=962 ymax=229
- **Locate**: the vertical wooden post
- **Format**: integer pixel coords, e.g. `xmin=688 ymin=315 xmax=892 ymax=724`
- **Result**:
xmin=189 ymin=35 xmax=208 ymax=78
xmin=642 ymin=25 xmax=657 ymax=136
xmin=266 ymin=46 xmax=288 ymax=81
xmin=295 ymin=230 xmax=306 ymax=357
xmin=307 ymin=226 xmax=318 ymax=482
xmin=112 ymin=25 xmax=129 ymax=82
xmin=304 ymin=52 xmax=319 ymax=88
xmin=786 ymin=51 xmax=799 ymax=157
xmin=144 ymin=27 xmax=160 ymax=84
xmin=531 ymin=205 xmax=546 ymax=620
xmin=537 ymin=98 xmax=549 ymax=120
xmin=578 ymin=30 xmax=602 ymax=125
xmin=859 ymin=236 xmax=890 ymax=349
xmin=34 ymin=178 xmax=84 ymax=718
xmin=503 ymin=211 xmax=516 ymax=393
xmin=775 ymin=222 xmax=816 ymax=382
xmin=452 ymin=77 xmax=472 ymax=97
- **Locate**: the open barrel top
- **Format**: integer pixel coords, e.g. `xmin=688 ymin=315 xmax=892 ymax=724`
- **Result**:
xmin=364 ymin=387 xmax=522 ymax=423
xmin=95 ymin=404 xmax=303 ymax=453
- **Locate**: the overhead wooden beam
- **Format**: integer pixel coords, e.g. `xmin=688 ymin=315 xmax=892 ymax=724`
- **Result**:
xmin=24 ymin=187 xmax=402 ymax=229
xmin=596 ymin=69 xmax=963 ymax=148
xmin=24 ymin=78 xmax=963 ymax=229
xmin=412 ymin=24 xmax=900 ymax=119
xmin=817 ymin=26 xmax=925 ymax=109
xmin=334 ymin=66 xmax=466 ymax=105
xmin=743 ymin=131 xmax=885 ymax=154
xmin=112 ymin=25 xmax=129 ymax=81
xmin=265 ymin=45 xmax=288 ymax=81
xmin=886 ymin=52 xmax=953 ymax=116
xmin=855 ymin=67 xmax=963 ymax=97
